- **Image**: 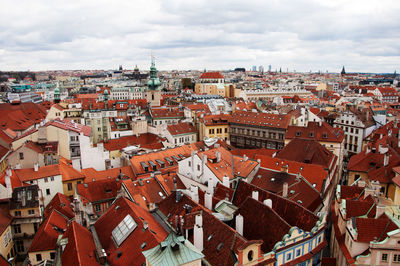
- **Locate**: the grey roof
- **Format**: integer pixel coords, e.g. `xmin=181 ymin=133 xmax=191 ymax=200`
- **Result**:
xmin=142 ymin=233 xmax=204 ymax=266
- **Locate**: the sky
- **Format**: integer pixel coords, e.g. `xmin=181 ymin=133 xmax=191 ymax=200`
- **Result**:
xmin=0 ymin=0 xmax=399 ymax=72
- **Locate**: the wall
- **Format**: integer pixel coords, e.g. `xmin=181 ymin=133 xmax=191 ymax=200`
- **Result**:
xmin=8 ymin=146 xmax=40 ymax=169
xmin=35 ymin=174 xmax=63 ymax=207
xmin=28 ymin=250 xmax=56 ymax=265
xmin=80 ymin=134 xmax=109 ymax=171
xmin=0 ymin=226 xmax=13 ymax=261
xmin=62 ymin=178 xmax=84 ymax=197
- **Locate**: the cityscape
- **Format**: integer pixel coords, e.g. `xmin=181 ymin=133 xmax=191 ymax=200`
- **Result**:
xmin=1 ymin=0 xmax=400 ymax=266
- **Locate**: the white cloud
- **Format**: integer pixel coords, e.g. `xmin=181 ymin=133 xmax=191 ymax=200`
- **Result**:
xmin=0 ymin=0 xmax=399 ymax=72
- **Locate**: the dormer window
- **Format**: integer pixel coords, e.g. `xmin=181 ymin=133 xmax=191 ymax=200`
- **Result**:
xmin=322 ymin=133 xmax=328 ymax=138
xmin=296 ymin=131 xmax=301 ymax=137
xmin=309 ymin=132 xmax=314 ymax=137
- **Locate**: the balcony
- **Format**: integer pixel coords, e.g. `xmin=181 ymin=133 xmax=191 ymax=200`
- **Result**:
xmin=14 ymin=232 xmax=35 ymax=240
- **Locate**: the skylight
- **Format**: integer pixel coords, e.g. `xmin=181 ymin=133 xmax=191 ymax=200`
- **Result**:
xmin=112 ymin=214 xmax=137 ymax=246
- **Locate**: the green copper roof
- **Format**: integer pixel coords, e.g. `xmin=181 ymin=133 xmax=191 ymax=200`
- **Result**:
xmin=142 ymin=233 xmax=204 ymax=265
xmin=147 ymin=56 xmax=161 ymax=90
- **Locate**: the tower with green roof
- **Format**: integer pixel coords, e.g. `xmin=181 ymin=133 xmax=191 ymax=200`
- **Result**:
xmin=146 ymin=55 xmax=162 ymax=106
xmin=54 ymin=87 xmax=60 ymax=103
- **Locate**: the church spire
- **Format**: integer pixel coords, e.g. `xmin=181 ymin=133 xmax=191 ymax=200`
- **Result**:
xmin=341 ymin=66 xmax=346 ymax=75
xmin=147 ymin=54 xmax=161 ymax=90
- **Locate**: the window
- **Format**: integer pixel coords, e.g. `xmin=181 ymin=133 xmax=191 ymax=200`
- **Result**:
xmin=382 ymin=253 xmax=388 ymax=262
xmin=46 ymin=188 xmax=50 ymax=195
xmin=36 ymin=254 xmax=42 ymax=262
xmin=296 ymin=249 xmax=301 ymax=257
xmin=50 ymin=176 xmax=54 ymax=181
xmin=197 ymin=164 xmax=200 ymax=171
xmin=394 ymin=254 xmax=400 ymax=262
xmin=112 ymin=214 xmax=137 ymax=246
xmin=287 ymin=253 xmax=291 ymax=261
xmin=188 ymin=161 xmax=191 ymax=167
xmin=15 ymin=240 xmax=24 ymax=253
xmin=14 ymin=224 xmax=21 ymax=234
xmin=44 ymin=177 xmax=48 ymax=183
xmin=28 ymin=209 xmax=35 ymax=215
xmin=248 ymin=250 xmax=254 ymax=261
xmin=19 ymin=152 xmax=24 ymax=160
xmin=224 ymin=128 xmax=227 ymax=133
xmin=68 ymin=183 xmax=73 ymax=191
xmin=34 ymin=223 xmax=38 ymax=233
xmin=50 ymin=252 xmax=55 ymax=260
xmin=14 ymin=211 xmax=21 ymax=217
xmin=94 ymin=204 xmax=101 ymax=213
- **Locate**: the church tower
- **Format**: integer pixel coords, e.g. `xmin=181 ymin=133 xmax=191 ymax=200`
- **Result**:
xmin=54 ymin=87 xmax=60 ymax=103
xmin=146 ymin=55 xmax=162 ymax=107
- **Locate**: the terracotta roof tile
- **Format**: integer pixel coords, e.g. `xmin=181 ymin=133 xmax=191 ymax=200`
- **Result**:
xmin=286 ymin=122 xmax=344 ymax=143
xmin=229 ymin=111 xmax=291 ymax=129
xmin=94 ymin=197 xmax=167 ymax=265
xmin=61 ymin=222 xmax=100 ymax=266
xmin=167 ymin=122 xmax=196 ymax=136
xmin=28 ymin=210 xmax=69 ymax=252
xmin=77 ymin=178 xmax=121 ymax=203
xmin=199 ymin=72 xmax=224 ymax=79
xmin=44 ymin=193 xmax=74 ymax=219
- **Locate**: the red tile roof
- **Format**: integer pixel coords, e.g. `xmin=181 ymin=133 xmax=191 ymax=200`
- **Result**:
xmin=59 ymin=160 xmax=85 ymax=182
xmin=233 ymin=181 xmax=319 ymax=232
xmin=199 ymin=72 xmax=224 ymax=79
xmin=200 ymin=114 xmax=230 ymax=126
xmin=44 ymin=193 xmax=74 ymax=219
xmin=276 ymin=139 xmax=336 ymax=168
xmin=14 ymin=164 xmax=61 ymax=182
xmin=184 ymin=103 xmax=210 ymax=112
xmin=94 ymin=197 xmax=167 ymax=265
xmin=236 ymin=196 xmax=291 ymax=252
xmin=81 ymin=166 xmax=135 ymax=182
xmin=251 ymin=168 xmax=322 ymax=212
xmin=229 ymin=111 xmax=291 ymax=129
xmin=286 ymin=121 xmax=345 ymax=143
xmin=0 ymin=103 xmax=46 ymax=132
xmin=103 ymin=133 xmax=165 ymax=151
xmin=255 ymin=155 xmax=328 ymax=193
xmin=355 ymin=214 xmax=398 ymax=242
xmin=47 ymin=119 xmax=91 ymax=137
xmin=77 ymin=178 xmax=121 ymax=203
xmin=230 ymin=148 xmax=278 ymax=159
xmin=339 ymin=185 xmax=364 ymax=200
xmin=198 ymin=147 xmax=259 ymax=181
xmin=28 ymin=210 xmax=69 ymax=252
xmin=61 ymin=222 xmax=100 ymax=266
xmin=150 ymin=107 xmax=184 ymax=119
xmin=158 ymin=192 xmax=248 ymax=266
xmin=167 ymin=122 xmax=196 ymax=136
xmin=0 ymin=208 xmax=12 ymax=235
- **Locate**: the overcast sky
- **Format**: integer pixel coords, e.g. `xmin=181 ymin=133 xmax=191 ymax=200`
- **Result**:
xmin=0 ymin=0 xmax=399 ymax=72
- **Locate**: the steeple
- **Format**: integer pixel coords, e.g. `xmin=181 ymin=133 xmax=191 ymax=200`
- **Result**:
xmin=147 ymin=55 xmax=161 ymax=90
xmin=54 ymin=87 xmax=60 ymax=103
xmin=341 ymin=66 xmax=346 ymax=75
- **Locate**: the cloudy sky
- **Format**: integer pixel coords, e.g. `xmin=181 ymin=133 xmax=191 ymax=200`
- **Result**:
xmin=0 ymin=0 xmax=399 ymax=72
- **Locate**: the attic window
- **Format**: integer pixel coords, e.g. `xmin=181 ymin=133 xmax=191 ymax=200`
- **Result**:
xmin=271 ymin=178 xmax=275 ymax=182
xmin=313 ymin=184 xmax=317 ymax=188
xmin=217 ymin=243 xmax=224 ymax=251
xmin=207 ymin=234 xmax=213 ymax=241
xmin=297 ymin=200 xmax=303 ymax=204
xmin=158 ymin=192 xmax=164 ymax=197
xmin=296 ymin=131 xmax=301 ymax=137
xmin=112 ymin=214 xmax=137 ymax=247
xmin=309 ymin=132 xmax=314 ymax=137
xmin=165 ymin=157 xmax=174 ymax=165
xmin=140 ymin=162 xmax=149 ymax=172
xmin=140 ymin=242 xmax=147 ymax=249
xmin=155 ymin=159 xmax=165 ymax=168
xmin=322 ymin=133 xmax=328 ymax=138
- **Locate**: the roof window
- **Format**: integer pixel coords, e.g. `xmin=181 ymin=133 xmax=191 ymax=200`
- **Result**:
xmin=112 ymin=214 xmax=137 ymax=246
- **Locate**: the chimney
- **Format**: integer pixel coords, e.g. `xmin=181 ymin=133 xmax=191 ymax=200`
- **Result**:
xmin=21 ymin=190 xmax=26 ymax=207
xmin=205 ymin=192 xmax=213 ymax=210
xmin=384 ymin=152 xmax=389 ymax=166
xmin=143 ymin=221 xmax=148 ymax=230
xmin=5 ymin=174 xmax=12 ymax=198
xmin=34 ymin=163 xmax=39 ymax=172
xmin=216 ymin=151 xmax=221 ymax=163
xmin=207 ymin=177 xmax=214 ymax=195
xmin=176 ymin=190 xmax=183 ymax=203
xmin=366 ymin=145 xmax=371 ymax=154
xmin=319 ymin=120 xmax=322 ymax=127
xmin=194 ymin=213 xmax=203 ymax=251
xmin=243 ymin=154 xmax=248 ymax=162
xmin=191 ymin=185 xmax=199 ymax=203
xmin=283 ymin=182 xmax=288 ymax=198
xmin=263 ymin=199 xmax=272 ymax=208
xmin=202 ymin=154 xmax=207 ymax=173
xmin=252 ymin=191 xmax=259 ymax=201
xmin=6 ymin=169 xmax=11 ymax=177
xmin=138 ymin=179 xmax=144 ymax=186
xmin=376 ymin=205 xmax=386 ymax=219
xmin=222 ymin=175 xmax=230 ymax=188
xmin=15 ymin=163 xmax=21 ymax=169
xmin=73 ymin=198 xmax=82 ymax=225
xmin=235 ymin=214 xmax=244 ymax=236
